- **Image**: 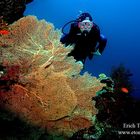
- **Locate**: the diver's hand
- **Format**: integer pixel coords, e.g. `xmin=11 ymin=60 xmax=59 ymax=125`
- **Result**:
xmin=93 ymin=49 xmax=101 ymax=56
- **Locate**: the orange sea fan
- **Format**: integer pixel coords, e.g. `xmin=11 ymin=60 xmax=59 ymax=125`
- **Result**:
xmin=0 ymin=16 xmax=104 ymax=138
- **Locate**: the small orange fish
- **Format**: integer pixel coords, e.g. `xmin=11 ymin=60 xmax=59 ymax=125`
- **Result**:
xmin=121 ymin=87 xmax=129 ymax=93
xmin=0 ymin=30 xmax=9 ymax=35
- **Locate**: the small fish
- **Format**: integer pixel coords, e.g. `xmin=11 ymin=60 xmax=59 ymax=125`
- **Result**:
xmin=0 ymin=30 xmax=9 ymax=35
xmin=0 ymin=71 xmax=4 ymax=77
xmin=121 ymin=87 xmax=129 ymax=93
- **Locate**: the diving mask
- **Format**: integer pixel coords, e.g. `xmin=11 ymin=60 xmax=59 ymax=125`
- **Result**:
xmin=78 ymin=19 xmax=93 ymax=33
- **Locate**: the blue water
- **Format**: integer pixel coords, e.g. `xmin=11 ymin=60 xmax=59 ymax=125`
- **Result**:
xmin=24 ymin=0 xmax=140 ymax=99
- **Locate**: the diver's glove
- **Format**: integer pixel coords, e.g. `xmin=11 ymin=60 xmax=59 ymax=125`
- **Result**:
xmin=93 ymin=49 xmax=101 ymax=56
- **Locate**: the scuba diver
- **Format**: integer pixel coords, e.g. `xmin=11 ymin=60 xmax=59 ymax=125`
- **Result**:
xmin=60 ymin=12 xmax=107 ymax=64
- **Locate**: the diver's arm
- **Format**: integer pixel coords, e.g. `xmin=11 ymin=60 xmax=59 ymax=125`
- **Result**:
xmin=60 ymin=23 xmax=78 ymax=45
xmin=96 ymin=34 xmax=107 ymax=54
xmin=89 ymin=25 xmax=107 ymax=58
xmin=92 ymin=24 xmax=107 ymax=54
xmin=69 ymin=23 xmax=79 ymax=34
xmin=60 ymin=34 xmax=69 ymax=44
xmin=89 ymin=25 xmax=101 ymax=54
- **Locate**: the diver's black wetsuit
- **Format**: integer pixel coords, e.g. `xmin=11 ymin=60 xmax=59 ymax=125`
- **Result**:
xmin=61 ymin=21 xmax=107 ymax=64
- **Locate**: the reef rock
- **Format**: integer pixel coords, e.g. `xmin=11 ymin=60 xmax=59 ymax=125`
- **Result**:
xmin=0 ymin=0 xmax=33 ymax=24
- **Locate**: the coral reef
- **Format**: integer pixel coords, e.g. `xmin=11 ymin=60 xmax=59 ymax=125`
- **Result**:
xmin=0 ymin=16 xmax=9 ymax=30
xmin=0 ymin=0 xmax=33 ymax=24
xmin=110 ymin=64 xmax=133 ymax=93
xmin=71 ymin=66 xmax=140 ymax=140
xmin=0 ymin=16 xmax=103 ymax=138
xmin=0 ymin=107 xmax=49 ymax=140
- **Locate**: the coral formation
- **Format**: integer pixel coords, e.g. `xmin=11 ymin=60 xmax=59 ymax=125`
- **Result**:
xmin=0 ymin=0 xmax=33 ymax=24
xmin=110 ymin=64 xmax=133 ymax=93
xmin=0 ymin=16 xmax=9 ymax=30
xmin=0 ymin=16 xmax=103 ymax=138
xmin=0 ymin=107 xmax=49 ymax=140
xmin=70 ymin=66 xmax=139 ymax=140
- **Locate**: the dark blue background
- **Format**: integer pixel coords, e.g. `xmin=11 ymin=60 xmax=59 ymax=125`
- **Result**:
xmin=24 ymin=0 xmax=140 ymax=98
